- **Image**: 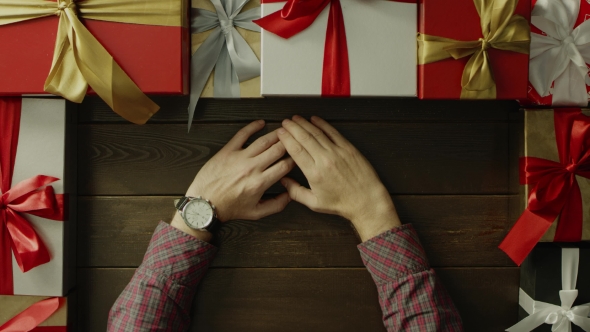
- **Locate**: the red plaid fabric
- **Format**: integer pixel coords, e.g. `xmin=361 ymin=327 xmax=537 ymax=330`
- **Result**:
xmin=108 ymin=221 xmax=217 ymax=331
xmin=108 ymin=222 xmax=462 ymax=331
xmin=358 ymin=224 xmax=463 ymax=331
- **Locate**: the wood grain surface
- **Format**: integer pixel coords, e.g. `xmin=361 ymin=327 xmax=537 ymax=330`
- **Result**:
xmin=76 ymin=96 xmax=523 ymax=331
xmin=77 ymin=267 xmax=519 ymax=332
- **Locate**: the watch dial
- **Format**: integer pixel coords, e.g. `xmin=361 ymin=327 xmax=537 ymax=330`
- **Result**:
xmin=185 ymin=200 xmax=213 ymax=229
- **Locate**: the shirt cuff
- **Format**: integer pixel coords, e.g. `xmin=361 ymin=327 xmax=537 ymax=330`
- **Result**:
xmin=357 ymin=224 xmax=430 ymax=285
xmin=140 ymin=221 xmax=218 ymax=288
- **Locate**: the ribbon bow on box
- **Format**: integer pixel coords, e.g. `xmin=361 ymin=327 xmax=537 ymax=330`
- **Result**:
xmin=0 ymin=99 xmax=65 ymax=295
xmin=529 ymin=0 xmax=590 ymax=106
xmin=0 ymin=297 xmax=65 ymax=332
xmin=417 ymin=0 xmax=531 ymax=99
xmin=189 ymin=0 xmax=261 ymax=131
xmin=254 ymin=0 xmax=415 ymax=97
xmin=0 ymin=0 xmax=186 ymax=125
xmin=507 ymin=248 xmax=590 ymax=332
xmin=500 ymin=110 xmax=590 ymax=266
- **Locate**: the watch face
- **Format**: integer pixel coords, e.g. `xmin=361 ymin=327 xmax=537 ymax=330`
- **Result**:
xmin=184 ymin=199 xmax=213 ymax=229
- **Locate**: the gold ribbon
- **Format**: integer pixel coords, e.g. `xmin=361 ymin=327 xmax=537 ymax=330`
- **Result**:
xmin=0 ymin=0 xmax=187 ymax=124
xmin=417 ymin=0 xmax=530 ymax=99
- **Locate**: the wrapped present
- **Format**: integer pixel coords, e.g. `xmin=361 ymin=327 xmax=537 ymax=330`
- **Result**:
xmin=507 ymin=246 xmax=590 ymax=332
xmin=499 ymin=109 xmax=590 ymax=266
xmin=0 ymin=98 xmax=76 ymax=296
xmin=0 ymin=296 xmax=68 ymax=331
xmin=417 ymin=0 xmax=531 ymax=99
xmin=0 ymin=0 xmax=190 ymax=124
xmin=522 ymin=0 xmax=590 ymax=107
xmin=255 ymin=0 xmax=417 ymax=97
xmin=189 ymin=0 xmax=261 ymax=130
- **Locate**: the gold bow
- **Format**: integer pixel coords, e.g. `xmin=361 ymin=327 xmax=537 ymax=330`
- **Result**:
xmin=0 ymin=0 xmax=187 ymax=124
xmin=417 ymin=0 xmax=530 ymax=99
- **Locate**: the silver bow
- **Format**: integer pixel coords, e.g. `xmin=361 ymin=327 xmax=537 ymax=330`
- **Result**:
xmin=507 ymin=248 xmax=590 ymax=332
xmin=188 ymin=0 xmax=260 ymax=131
xmin=529 ymin=0 xmax=590 ymax=106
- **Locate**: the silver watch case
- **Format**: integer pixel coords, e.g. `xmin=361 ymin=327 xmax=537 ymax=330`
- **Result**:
xmin=174 ymin=196 xmax=217 ymax=230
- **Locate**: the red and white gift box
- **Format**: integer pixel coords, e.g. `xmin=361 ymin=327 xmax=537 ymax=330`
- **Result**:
xmin=257 ymin=0 xmax=417 ymax=97
xmin=521 ymin=0 xmax=590 ymax=107
xmin=0 ymin=98 xmax=76 ymax=296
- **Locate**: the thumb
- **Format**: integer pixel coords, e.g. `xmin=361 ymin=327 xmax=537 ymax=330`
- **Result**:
xmin=253 ymin=192 xmax=291 ymax=220
xmin=280 ymin=177 xmax=318 ymax=211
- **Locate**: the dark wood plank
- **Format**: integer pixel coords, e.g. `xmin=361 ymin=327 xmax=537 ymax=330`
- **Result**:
xmin=77 ymin=195 xmax=515 ymax=268
xmin=77 ymin=267 xmax=519 ymax=332
xmin=78 ymin=96 xmax=518 ymax=123
xmin=78 ymin=123 xmax=510 ymax=195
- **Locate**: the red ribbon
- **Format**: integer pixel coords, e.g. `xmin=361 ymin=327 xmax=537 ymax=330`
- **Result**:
xmin=0 ymin=98 xmax=65 ymax=295
xmin=0 ymin=297 xmax=67 ymax=332
xmin=255 ymin=0 xmax=415 ymax=97
xmin=499 ymin=109 xmax=590 ymax=266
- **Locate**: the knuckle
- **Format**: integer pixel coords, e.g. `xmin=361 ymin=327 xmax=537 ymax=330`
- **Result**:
xmin=310 ymin=128 xmax=323 ymax=138
xmin=290 ymin=144 xmax=304 ymax=155
xmin=257 ymin=137 xmax=270 ymax=149
xmin=299 ymin=133 xmax=313 ymax=142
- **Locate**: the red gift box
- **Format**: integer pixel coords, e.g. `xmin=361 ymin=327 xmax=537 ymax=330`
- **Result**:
xmin=418 ymin=0 xmax=531 ymax=100
xmin=0 ymin=0 xmax=190 ymax=124
xmin=520 ymin=0 xmax=590 ymax=107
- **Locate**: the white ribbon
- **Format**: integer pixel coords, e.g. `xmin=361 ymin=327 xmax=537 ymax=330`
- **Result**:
xmin=507 ymin=248 xmax=590 ymax=332
xmin=188 ymin=0 xmax=260 ymax=131
xmin=529 ymin=0 xmax=590 ymax=106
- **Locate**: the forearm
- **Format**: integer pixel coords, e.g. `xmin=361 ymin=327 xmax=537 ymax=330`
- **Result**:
xmin=108 ymin=221 xmax=217 ymax=332
xmin=359 ymin=224 xmax=463 ymax=331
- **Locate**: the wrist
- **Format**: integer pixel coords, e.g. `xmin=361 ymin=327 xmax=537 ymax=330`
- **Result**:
xmin=349 ymin=197 xmax=401 ymax=242
xmin=171 ymin=211 xmax=213 ymax=243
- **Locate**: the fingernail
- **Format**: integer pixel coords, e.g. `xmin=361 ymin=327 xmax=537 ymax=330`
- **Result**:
xmin=278 ymin=128 xmax=286 ymax=135
xmin=293 ymin=115 xmax=301 ymax=120
xmin=258 ymin=119 xmax=265 ymax=125
xmin=283 ymin=119 xmax=291 ymax=124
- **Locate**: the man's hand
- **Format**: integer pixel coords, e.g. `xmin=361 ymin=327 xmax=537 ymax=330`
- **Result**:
xmin=278 ymin=116 xmax=401 ymax=242
xmin=172 ymin=120 xmax=295 ymax=240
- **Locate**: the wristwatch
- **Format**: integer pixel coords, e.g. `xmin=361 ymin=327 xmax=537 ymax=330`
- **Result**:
xmin=174 ymin=196 xmax=218 ymax=231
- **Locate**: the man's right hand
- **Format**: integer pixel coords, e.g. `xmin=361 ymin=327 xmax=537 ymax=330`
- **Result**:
xmin=278 ymin=116 xmax=401 ymax=242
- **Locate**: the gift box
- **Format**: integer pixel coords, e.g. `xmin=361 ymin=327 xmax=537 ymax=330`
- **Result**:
xmin=0 ymin=296 xmax=68 ymax=331
xmin=256 ymin=0 xmax=417 ymax=97
xmin=507 ymin=245 xmax=590 ymax=331
xmin=0 ymin=98 xmax=76 ymax=296
xmin=0 ymin=0 xmax=190 ymax=124
xmin=188 ymin=0 xmax=261 ymax=128
xmin=499 ymin=109 xmax=590 ymax=266
xmin=521 ymin=0 xmax=590 ymax=107
xmin=418 ymin=0 xmax=531 ymax=100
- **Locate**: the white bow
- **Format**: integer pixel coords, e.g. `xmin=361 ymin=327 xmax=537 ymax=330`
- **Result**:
xmin=529 ymin=0 xmax=590 ymax=106
xmin=507 ymin=248 xmax=590 ymax=332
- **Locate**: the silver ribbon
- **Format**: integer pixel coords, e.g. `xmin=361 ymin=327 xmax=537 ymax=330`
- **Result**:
xmin=188 ymin=0 xmax=260 ymax=131
xmin=529 ymin=0 xmax=590 ymax=106
xmin=507 ymin=248 xmax=590 ymax=332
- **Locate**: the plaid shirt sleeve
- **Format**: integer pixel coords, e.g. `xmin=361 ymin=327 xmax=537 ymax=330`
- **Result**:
xmin=107 ymin=221 xmax=217 ymax=332
xmin=358 ymin=224 xmax=463 ymax=331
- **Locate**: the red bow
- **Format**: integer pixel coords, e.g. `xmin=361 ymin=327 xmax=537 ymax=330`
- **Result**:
xmin=0 ymin=297 xmax=66 ymax=332
xmin=499 ymin=109 xmax=590 ymax=265
xmin=255 ymin=0 xmax=415 ymax=97
xmin=0 ymin=98 xmax=65 ymax=295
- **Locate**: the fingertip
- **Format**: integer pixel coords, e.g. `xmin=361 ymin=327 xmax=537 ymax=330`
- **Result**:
xmin=278 ymin=128 xmax=286 ymax=135
xmin=258 ymin=119 xmax=265 ymax=125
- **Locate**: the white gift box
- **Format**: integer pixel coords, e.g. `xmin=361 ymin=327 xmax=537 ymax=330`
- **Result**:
xmin=3 ymin=98 xmax=76 ymax=296
xmin=260 ymin=0 xmax=417 ymax=97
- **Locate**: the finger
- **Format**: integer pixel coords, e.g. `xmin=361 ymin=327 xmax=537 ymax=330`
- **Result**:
xmin=252 ymin=192 xmax=291 ymax=219
xmin=224 ymin=120 xmax=266 ymax=151
xmin=310 ymin=116 xmax=350 ymax=148
xmin=277 ymin=128 xmax=315 ymax=171
xmin=280 ymin=177 xmax=318 ymax=211
xmin=255 ymin=141 xmax=287 ymax=170
xmin=282 ymin=118 xmax=324 ymax=155
xmin=292 ymin=115 xmax=334 ymax=149
xmin=261 ymin=157 xmax=295 ymax=187
xmin=245 ymin=129 xmax=280 ymax=157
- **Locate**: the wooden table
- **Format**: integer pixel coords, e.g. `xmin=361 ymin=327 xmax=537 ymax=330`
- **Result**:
xmin=75 ymin=96 xmax=522 ymax=331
